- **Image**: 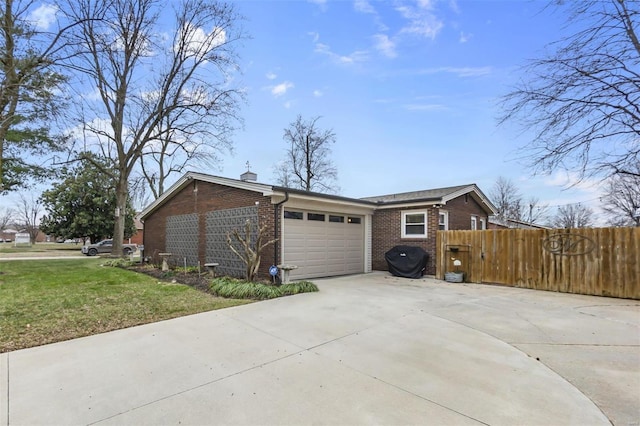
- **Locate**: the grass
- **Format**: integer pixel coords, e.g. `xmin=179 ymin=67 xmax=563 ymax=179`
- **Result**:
xmin=210 ymin=276 xmax=319 ymax=300
xmin=0 ymin=259 xmax=251 ymax=352
xmin=0 ymin=242 xmax=83 ymax=254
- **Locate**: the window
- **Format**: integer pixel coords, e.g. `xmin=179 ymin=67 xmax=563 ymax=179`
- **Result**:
xmin=329 ymin=215 xmax=344 ymax=223
xmin=308 ymin=213 xmax=325 ymax=221
xmin=480 ymin=218 xmax=486 ymax=230
xmin=438 ymin=211 xmax=449 ymax=231
xmin=471 ymin=216 xmax=477 ymax=230
xmin=284 ymin=210 xmax=303 ymax=220
xmin=347 ymin=216 xmax=361 ymax=224
xmin=402 ymin=211 xmax=427 ymax=238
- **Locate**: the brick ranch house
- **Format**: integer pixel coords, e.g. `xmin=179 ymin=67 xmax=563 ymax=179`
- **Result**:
xmin=140 ymin=171 xmax=497 ymax=280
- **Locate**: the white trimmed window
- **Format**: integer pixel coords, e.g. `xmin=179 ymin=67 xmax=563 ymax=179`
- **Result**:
xmin=402 ymin=210 xmax=427 ymax=238
xmin=438 ymin=211 xmax=449 ymax=231
xmin=471 ymin=215 xmax=478 ymax=230
xmin=480 ymin=218 xmax=486 ymax=230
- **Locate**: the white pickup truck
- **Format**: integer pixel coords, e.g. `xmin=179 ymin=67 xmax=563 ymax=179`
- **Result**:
xmin=81 ymin=239 xmax=137 ymax=256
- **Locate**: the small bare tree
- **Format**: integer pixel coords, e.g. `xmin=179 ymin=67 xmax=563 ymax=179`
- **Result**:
xmin=0 ymin=207 xmax=12 ymax=231
xmin=489 ymin=177 xmax=549 ymax=224
xmin=600 ymin=172 xmax=640 ymax=227
xmin=489 ymin=176 xmax=523 ymax=221
xmin=226 ymin=219 xmax=277 ymax=282
xmin=14 ymin=193 xmax=42 ymax=243
xmin=553 ymin=203 xmax=595 ymax=229
xmin=279 ymin=115 xmax=338 ymax=193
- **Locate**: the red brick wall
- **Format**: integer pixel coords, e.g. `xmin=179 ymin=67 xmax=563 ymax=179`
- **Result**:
xmin=446 ymin=195 xmax=489 ymax=230
xmin=371 ymin=195 xmax=489 ymax=275
xmin=371 ymin=206 xmax=439 ymax=275
xmin=143 ymin=180 xmax=278 ymax=279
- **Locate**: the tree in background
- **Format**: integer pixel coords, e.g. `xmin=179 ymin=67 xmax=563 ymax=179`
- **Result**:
xmin=0 ymin=0 xmax=73 ymax=193
xmin=63 ymin=0 xmax=245 ymax=256
xmin=500 ymin=0 xmax=640 ymax=181
xmin=278 ymin=115 xmax=339 ymax=193
xmin=0 ymin=207 xmax=13 ymax=232
xmin=39 ymin=156 xmax=136 ymax=243
xmin=489 ymin=176 xmax=549 ymax=224
xmin=552 ymin=203 xmax=594 ymax=229
xmin=13 ymin=193 xmax=42 ymax=243
xmin=600 ymin=171 xmax=640 ymax=227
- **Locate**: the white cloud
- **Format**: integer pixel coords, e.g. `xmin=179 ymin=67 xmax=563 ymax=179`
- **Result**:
xmin=404 ymin=103 xmax=446 ymax=111
xmin=29 ymin=4 xmax=58 ymax=30
xmin=396 ymin=1 xmax=444 ymax=40
xmin=313 ymin=90 xmax=323 ymax=97
xmin=354 ymin=0 xmax=375 ymax=14
xmin=308 ymin=32 xmax=320 ymax=43
xmin=177 ymin=24 xmax=226 ymax=59
xmin=266 ymin=72 xmax=277 ymax=80
xmin=284 ymin=100 xmax=293 ymax=109
xmin=459 ymin=31 xmax=472 ymax=43
xmin=271 ymin=81 xmax=294 ymax=97
xmin=418 ymin=66 xmax=492 ymax=77
xmin=315 ymin=43 xmax=369 ymax=64
xmin=373 ymin=34 xmax=397 ymax=58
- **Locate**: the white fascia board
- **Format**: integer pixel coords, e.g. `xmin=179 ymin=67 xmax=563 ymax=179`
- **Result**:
xmin=187 ymin=172 xmax=275 ymax=196
xmin=138 ymin=174 xmax=192 ymax=220
xmin=442 ymin=184 xmax=498 ymax=215
xmin=280 ymin=192 xmax=376 ymax=215
xmin=374 ymin=200 xmax=440 ymax=210
xmin=139 ymin=171 xmax=276 ymax=220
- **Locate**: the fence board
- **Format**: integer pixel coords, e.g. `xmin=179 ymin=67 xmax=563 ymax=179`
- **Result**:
xmin=437 ymin=227 xmax=640 ymax=299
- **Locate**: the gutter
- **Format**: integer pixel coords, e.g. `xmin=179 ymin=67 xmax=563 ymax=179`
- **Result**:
xmin=273 ymin=191 xmax=289 ymax=266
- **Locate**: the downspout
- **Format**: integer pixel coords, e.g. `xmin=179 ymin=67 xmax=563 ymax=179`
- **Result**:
xmin=273 ymin=191 xmax=289 ymax=266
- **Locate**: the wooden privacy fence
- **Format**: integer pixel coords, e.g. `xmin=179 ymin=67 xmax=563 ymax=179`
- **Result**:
xmin=436 ymin=227 xmax=640 ymax=299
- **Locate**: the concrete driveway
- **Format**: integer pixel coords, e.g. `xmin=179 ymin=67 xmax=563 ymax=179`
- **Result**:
xmin=2 ymin=273 xmax=638 ymax=425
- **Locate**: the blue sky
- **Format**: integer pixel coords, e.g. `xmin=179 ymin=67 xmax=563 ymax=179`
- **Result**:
xmin=1 ymin=0 xmax=607 ymax=223
xmin=220 ymin=0 xmax=603 ymax=218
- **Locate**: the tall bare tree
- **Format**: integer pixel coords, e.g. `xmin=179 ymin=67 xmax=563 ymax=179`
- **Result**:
xmin=14 ymin=192 xmax=41 ymax=243
xmin=553 ymin=203 xmax=595 ymax=229
xmin=64 ymin=0 xmax=245 ymax=255
xmin=600 ymin=170 xmax=640 ymax=227
xmin=279 ymin=115 xmax=338 ymax=193
xmin=489 ymin=176 xmax=523 ymax=221
xmin=500 ymin=0 xmax=640 ymax=181
xmin=0 ymin=206 xmax=12 ymax=232
xmin=0 ymin=0 xmax=76 ymax=193
xmin=489 ymin=176 xmax=549 ymax=224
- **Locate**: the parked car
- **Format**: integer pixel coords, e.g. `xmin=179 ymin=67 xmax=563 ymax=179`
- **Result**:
xmin=81 ymin=240 xmax=137 ymax=256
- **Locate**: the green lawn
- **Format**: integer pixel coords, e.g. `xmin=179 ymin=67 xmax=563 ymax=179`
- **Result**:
xmin=0 ymin=259 xmax=251 ymax=352
xmin=0 ymin=242 xmax=83 ymax=255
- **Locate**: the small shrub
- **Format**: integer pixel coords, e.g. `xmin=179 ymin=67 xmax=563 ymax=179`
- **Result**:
xmin=280 ymin=280 xmax=319 ymax=295
xmin=102 ymin=258 xmax=135 ymax=268
xmin=210 ymin=278 xmax=318 ymax=300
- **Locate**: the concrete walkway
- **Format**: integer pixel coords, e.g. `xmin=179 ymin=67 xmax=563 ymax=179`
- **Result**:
xmin=2 ymin=273 xmax=638 ymax=425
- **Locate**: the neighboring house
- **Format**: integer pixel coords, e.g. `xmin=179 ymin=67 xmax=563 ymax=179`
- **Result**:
xmin=488 ymin=217 xmax=551 ymax=230
xmin=127 ymin=215 xmax=144 ymax=246
xmin=140 ymin=171 xmax=496 ymax=280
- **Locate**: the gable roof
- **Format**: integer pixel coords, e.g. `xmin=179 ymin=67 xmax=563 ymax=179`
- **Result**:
xmin=362 ymin=184 xmax=497 ymax=214
xmin=361 ymin=184 xmax=471 ymax=204
xmin=139 ymin=172 xmax=497 ymax=219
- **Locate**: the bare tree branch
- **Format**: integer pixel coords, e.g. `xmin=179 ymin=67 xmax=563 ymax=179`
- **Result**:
xmin=500 ymin=0 xmax=640 ymax=181
xmin=63 ymin=0 xmax=245 ymax=255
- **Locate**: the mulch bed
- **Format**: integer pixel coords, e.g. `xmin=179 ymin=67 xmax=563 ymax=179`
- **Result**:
xmin=128 ymin=265 xmax=213 ymax=293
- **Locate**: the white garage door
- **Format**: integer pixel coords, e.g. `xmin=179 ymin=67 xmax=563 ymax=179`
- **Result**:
xmin=283 ymin=210 xmax=364 ymax=280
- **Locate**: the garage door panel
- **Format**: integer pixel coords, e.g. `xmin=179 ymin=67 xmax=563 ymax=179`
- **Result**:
xmin=284 ymin=211 xmax=364 ymax=280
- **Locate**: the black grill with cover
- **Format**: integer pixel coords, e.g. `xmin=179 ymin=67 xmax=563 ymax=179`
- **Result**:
xmin=384 ymin=245 xmax=428 ymax=279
